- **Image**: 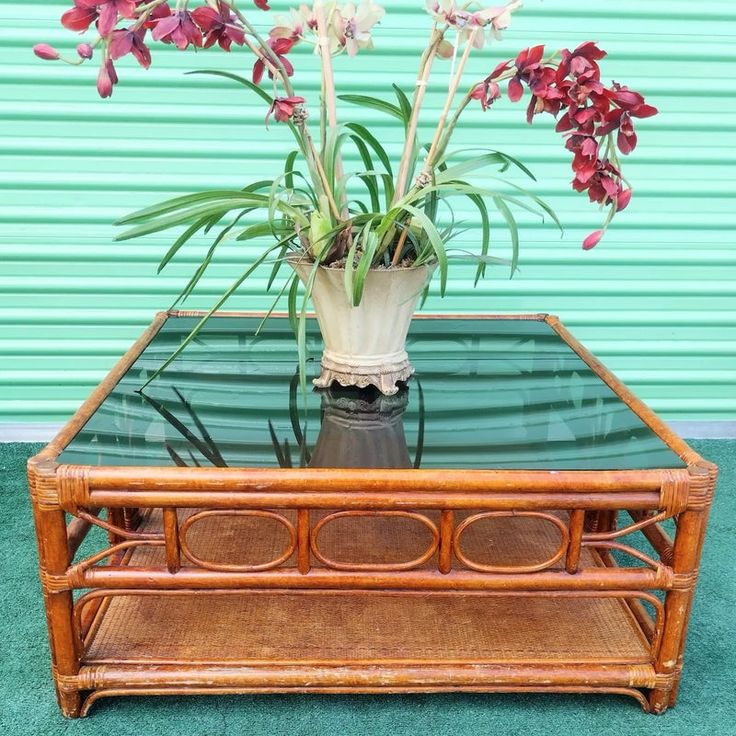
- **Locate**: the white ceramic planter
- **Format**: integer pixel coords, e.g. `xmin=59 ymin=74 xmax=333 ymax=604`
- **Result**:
xmin=291 ymin=260 xmax=435 ymax=395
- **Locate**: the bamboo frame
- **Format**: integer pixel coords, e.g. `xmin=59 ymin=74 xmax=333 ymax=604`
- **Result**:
xmin=27 ymin=312 xmax=717 ymax=718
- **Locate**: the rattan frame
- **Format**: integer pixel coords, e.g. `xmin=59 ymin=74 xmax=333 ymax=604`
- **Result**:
xmin=27 ymin=311 xmax=717 ymax=718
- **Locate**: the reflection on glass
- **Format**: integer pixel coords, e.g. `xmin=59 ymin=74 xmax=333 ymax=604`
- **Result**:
xmin=59 ymin=316 xmax=686 ymax=471
xmin=310 ymin=385 xmax=418 ymax=469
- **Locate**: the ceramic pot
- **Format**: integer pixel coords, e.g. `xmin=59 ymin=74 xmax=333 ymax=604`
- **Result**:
xmin=290 ymin=259 xmax=435 ymax=395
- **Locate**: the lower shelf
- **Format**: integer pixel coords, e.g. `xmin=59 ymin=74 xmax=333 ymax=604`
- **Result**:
xmin=85 ymin=590 xmax=651 ymax=667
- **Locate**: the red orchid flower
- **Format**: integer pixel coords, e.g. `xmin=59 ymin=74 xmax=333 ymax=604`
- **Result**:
xmin=61 ymin=0 xmax=99 ymax=32
xmin=507 ymin=44 xmax=545 ymax=102
xmin=192 ymin=1 xmax=245 ymax=51
xmin=474 ymin=39 xmax=657 ymax=249
xmin=91 ymin=0 xmax=138 ymax=37
xmin=109 ymin=27 xmax=151 ymax=68
xmin=152 ymin=10 xmax=202 ymax=50
xmin=471 ymin=81 xmax=501 ymax=111
xmin=558 ymin=41 xmax=606 ymax=80
xmin=472 ymin=60 xmax=511 ymax=111
xmin=525 ymin=66 xmax=565 ymax=123
xmin=597 ymin=86 xmax=658 ymax=154
xmin=252 ymin=38 xmax=296 ymax=85
xmin=142 ymin=3 xmax=171 ymax=30
xmin=254 ymin=0 xmax=270 ymax=8
xmin=266 ymin=96 xmax=305 ymax=125
xmin=566 ymin=134 xmax=600 ymax=185
xmin=577 ymin=162 xmax=622 ymax=205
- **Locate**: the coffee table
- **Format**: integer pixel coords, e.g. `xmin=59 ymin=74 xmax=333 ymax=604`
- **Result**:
xmin=27 ymin=312 xmax=716 ymax=718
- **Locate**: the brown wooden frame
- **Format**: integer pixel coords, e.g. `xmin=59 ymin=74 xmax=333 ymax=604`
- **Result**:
xmin=27 ymin=311 xmax=717 ymax=718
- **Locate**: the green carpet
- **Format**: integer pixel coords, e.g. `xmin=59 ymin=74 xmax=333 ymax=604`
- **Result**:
xmin=1 ymin=441 xmax=733 ymax=735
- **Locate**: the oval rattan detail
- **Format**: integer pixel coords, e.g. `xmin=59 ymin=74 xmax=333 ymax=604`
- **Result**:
xmin=310 ymin=511 xmax=440 ymax=571
xmin=179 ymin=510 xmax=297 ymax=572
xmin=453 ymin=511 xmax=569 ymax=574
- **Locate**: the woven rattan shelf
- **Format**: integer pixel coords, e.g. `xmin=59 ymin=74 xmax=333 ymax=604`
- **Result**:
xmin=27 ymin=312 xmax=717 ymax=717
xmin=84 ymin=512 xmax=651 ymax=668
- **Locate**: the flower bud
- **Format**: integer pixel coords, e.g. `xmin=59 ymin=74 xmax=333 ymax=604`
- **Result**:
xmin=616 ymin=188 xmax=633 ymax=212
xmin=77 ymin=43 xmax=94 ymax=60
xmin=582 ymin=229 xmax=604 ymax=250
xmin=33 ymin=44 xmax=60 ymax=61
xmin=97 ymin=59 xmax=118 ymax=99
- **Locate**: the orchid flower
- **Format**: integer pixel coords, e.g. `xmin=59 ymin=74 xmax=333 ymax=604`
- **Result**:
xmin=61 ymin=0 xmax=99 ymax=33
xmin=252 ymin=37 xmax=296 ymax=85
xmin=266 ymin=95 xmax=306 ymax=125
xmin=152 ymin=10 xmax=203 ymax=50
xmin=270 ymin=4 xmax=317 ymax=44
xmin=92 ymin=0 xmax=137 ymax=36
xmin=426 ymin=0 xmax=521 ymax=48
xmin=192 ymin=1 xmax=245 ymax=51
xmin=334 ymin=1 xmax=385 ymax=56
xmin=109 ymin=27 xmax=151 ymax=68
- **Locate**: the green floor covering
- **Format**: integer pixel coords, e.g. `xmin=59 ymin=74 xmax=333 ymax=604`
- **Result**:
xmin=1 ymin=440 xmax=733 ymax=736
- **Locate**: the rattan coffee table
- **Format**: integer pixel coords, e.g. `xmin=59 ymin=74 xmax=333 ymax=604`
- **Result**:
xmin=28 ymin=312 xmax=716 ymax=718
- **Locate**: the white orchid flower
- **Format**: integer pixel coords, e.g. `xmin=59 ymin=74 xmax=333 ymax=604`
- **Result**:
xmin=335 ymin=1 xmax=385 ymax=56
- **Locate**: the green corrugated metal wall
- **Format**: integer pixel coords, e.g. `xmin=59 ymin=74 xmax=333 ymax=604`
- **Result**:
xmin=1 ymin=0 xmax=735 ymax=425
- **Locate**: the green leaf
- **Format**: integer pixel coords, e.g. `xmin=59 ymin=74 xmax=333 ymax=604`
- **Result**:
xmin=116 ymin=202 xmax=248 ymax=242
xmin=258 ymin=266 xmax=299 ymax=334
xmin=287 ymin=270 xmax=300 ymax=336
xmin=352 ymin=226 xmax=380 ymax=305
xmin=187 ymin=70 xmax=273 ymax=104
xmin=323 ymin=128 xmax=348 ymax=197
xmin=435 ymin=153 xmax=507 ymax=183
xmin=446 ymin=248 xmax=510 ymax=267
xmin=495 ymin=151 xmax=537 ymax=181
xmin=436 ymin=148 xmax=537 ymax=181
xmin=392 ymin=84 xmax=413 ymax=128
xmin=157 ymin=216 xmax=209 ymax=274
xmin=348 ymin=135 xmax=381 ymax=212
xmin=463 ymin=191 xmax=492 ymax=284
xmin=296 ymin=261 xmax=320 ymax=394
xmin=343 ymin=227 xmax=360 ymax=304
xmin=138 ymin=241 xmax=288 ymax=391
xmin=493 ymin=196 xmax=520 ymax=275
xmin=399 ymin=204 xmax=447 ymax=296
xmin=117 ymin=190 xmax=261 ymax=225
xmin=284 ymin=150 xmax=299 ymax=190
xmin=344 ymin=122 xmax=393 ymax=176
xmin=174 ymin=210 xmax=254 ymax=307
xmin=266 ymin=237 xmax=296 ymax=292
xmin=338 ymin=94 xmax=404 ymax=121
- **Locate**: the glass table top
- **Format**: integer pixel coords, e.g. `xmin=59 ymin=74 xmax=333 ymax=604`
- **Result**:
xmin=59 ymin=316 xmax=686 ymax=471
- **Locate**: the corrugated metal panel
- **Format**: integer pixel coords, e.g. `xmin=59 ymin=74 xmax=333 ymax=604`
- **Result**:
xmin=1 ymin=0 xmax=735 ymax=424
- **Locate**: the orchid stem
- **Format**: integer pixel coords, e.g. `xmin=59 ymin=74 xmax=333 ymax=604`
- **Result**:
xmin=314 ymin=2 xmax=347 ymax=218
xmin=421 ymin=28 xmax=477 ymax=179
xmin=393 ymin=26 xmax=445 ymax=203
xmin=390 ymin=221 xmax=411 ymax=266
xmin=307 ymin=137 xmax=342 ymax=222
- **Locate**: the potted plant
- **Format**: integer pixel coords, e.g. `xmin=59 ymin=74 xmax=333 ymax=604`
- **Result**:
xmin=35 ymin=0 xmax=657 ymax=394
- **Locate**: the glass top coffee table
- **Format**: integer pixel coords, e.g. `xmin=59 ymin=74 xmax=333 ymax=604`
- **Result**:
xmin=28 ymin=312 xmax=716 ymax=717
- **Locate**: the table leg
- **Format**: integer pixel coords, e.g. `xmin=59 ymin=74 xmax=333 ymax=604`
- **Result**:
xmin=648 ymin=506 xmax=710 ymax=714
xmin=30 ymin=502 xmax=81 ymax=718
